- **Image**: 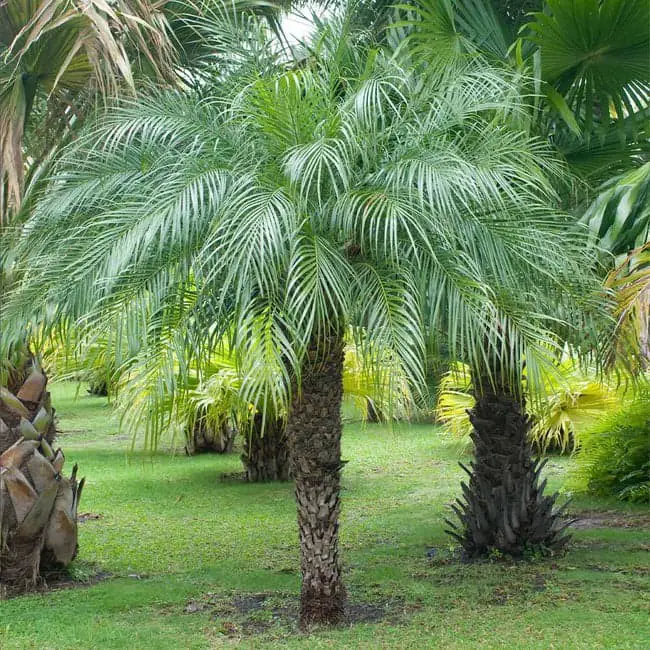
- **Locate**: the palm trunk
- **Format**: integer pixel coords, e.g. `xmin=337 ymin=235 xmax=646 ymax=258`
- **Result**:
xmin=241 ymin=413 xmax=290 ymax=482
xmin=287 ymin=334 xmax=346 ymax=628
xmin=1 ymin=362 xmax=83 ymax=597
xmin=185 ymin=414 xmax=236 ymax=455
xmin=366 ymin=399 xmax=382 ymax=423
xmin=446 ymin=372 xmax=571 ymax=558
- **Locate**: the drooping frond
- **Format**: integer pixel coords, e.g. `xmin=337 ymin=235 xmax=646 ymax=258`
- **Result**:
xmin=5 ymin=8 xmax=604 ymax=419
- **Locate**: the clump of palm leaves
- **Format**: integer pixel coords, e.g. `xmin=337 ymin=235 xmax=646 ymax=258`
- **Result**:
xmin=343 ymin=335 xmax=412 ymax=422
xmin=436 ymin=360 xmax=616 ymax=453
xmin=115 ymin=329 xmax=412 ymax=453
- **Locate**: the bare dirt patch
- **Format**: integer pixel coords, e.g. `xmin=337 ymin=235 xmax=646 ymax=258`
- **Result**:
xmin=570 ymin=510 xmax=650 ymax=530
xmin=78 ymin=512 xmax=104 ymax=523
xmin=182 ymin=591 xmax=403 ymax=637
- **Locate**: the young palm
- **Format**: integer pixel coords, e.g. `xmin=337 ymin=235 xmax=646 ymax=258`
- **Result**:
xmin=7 ymin=11 xmax=596 ymax=623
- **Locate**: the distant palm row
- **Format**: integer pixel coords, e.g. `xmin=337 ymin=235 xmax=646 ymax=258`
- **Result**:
xmin=0 ymin=0 xmax=647 ymax=627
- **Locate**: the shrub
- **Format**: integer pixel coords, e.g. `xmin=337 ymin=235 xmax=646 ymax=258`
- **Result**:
xmin=571 ymin=397 xmax=650 ymax=503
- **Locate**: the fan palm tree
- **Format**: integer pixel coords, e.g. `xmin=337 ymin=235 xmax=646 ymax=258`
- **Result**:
xmin=5 ymin=9 xmax=599 ymax=623
xmin=405 ymin=0 xmax=649 ymax=187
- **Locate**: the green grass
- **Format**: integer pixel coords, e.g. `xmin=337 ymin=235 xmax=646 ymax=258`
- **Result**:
xmin=2 ymin=382 xmax=649 ymax=649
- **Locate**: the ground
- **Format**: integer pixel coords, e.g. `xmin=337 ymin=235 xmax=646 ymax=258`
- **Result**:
xmin=1 ymin=383 xmax=649 ymax=649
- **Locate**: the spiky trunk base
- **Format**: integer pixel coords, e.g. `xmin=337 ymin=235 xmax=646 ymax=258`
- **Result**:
xmin=1 ymin=364 xmax=83 ymax=597
xmin=446 ymin=380 xmax=570 ymax=558
xmin=287 ymin=335 xmax=346 ymax=628
xmin=185 ymin=418 xmax=236 ymax=455
xmin=241 ymin=414 xmax=290 ymax=482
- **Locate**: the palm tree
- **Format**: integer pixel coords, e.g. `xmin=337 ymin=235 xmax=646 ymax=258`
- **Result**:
xmin=0 ymin=362 xmax=84 ymax=596
xmin=0 ymin=0 xmax=176 ymax=219
xmin=5 ymin=10 xmax=598 ymax=623
xmin=403 ymin=0 xmax=645 ymax=552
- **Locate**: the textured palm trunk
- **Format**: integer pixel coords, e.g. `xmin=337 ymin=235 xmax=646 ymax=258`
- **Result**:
xmin=185 ymin=413 xmax=236 ymax=455
xmin=366 ymin=399 xmax=382 ymax=423
xmin=1 ymin=362 xmax=83 ymax=598
xmin=241 ymin=413 xmax=290 ymax=482
xmin=287 ymin=335 xmax=346 ymax=628
xmin=446 ymin=373 xmax=571 ymax=558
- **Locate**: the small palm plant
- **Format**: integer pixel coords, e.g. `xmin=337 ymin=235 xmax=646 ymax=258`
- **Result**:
xmin=6 ymin=9 xmax=600 ymax=624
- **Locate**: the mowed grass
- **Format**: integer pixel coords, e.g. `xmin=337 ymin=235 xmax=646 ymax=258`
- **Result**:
xmin=1 ymin=383 xmax=649 ymax=649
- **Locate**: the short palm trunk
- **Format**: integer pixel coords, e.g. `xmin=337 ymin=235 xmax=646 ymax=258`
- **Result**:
xmin=447 ymin=374 xmax=571 ymax=558
xmin=1 ymin=363 xmax=83 ymax=597
xmin=241 ymin=414 xmax=290 ymax=482
xmin=185 ymin=414 xmax=236 ymax=455
xmin=287 ymin=335 xmax=346 ymax=628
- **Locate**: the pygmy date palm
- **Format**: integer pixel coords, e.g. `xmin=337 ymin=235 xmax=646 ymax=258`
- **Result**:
xmin=6 ymin=12 xmax=597 ymax=624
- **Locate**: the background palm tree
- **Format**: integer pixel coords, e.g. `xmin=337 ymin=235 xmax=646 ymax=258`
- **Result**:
xmin=0 ymin=0 xmax=176 ymax=219
xmin=0 ymin=0 xmax=177 ymax=597
xmin=405 ymin=0 xmax=649 ymax=189
xmin=3 ymin=7 xmax=601 ymax=621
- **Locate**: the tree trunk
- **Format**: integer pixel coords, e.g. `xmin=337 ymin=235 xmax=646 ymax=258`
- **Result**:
xmin=446 ymin=373 xmax=571 ymax=558
xmin=87 ymin=379 xmax=109 ymax=397
xmin=366 ymin=399 xmax=383 ymax=423
xmin=185 ymin=415 xmax=236 ymax=455
xmin=1 ymin=362 xmax=83 ymax=598
xmin=241 ymin=413 xmax=290 ymax=482
xmin=287 ymin=334 xmax=346 ymax=628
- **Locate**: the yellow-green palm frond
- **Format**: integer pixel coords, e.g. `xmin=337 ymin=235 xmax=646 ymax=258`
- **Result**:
xmin=436 ymin=359 xmax=616 ymax=452
xmin=605 ymin=243 xmax=650 ymax=374
xmin=343 ymin=334 xmax=412 ymax=422
xmin=435 ymin=362 xmax=474 ymax=439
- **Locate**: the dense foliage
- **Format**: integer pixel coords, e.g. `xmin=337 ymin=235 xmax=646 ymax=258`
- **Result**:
xmin=572 ymin=395 xmax=650 ymax=503
xmin=436 ymin=361 xmax=616 ymax=453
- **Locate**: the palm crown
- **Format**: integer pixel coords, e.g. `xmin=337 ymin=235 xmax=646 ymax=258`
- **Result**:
xmin=9 ymin=15 xmax=595 ymax=402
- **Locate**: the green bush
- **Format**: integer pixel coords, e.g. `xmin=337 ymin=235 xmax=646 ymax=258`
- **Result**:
xmin=571 ymin=397 xmax=650 ymax=503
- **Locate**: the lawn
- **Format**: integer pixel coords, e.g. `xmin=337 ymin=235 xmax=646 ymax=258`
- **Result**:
xmin=1 ymin=383 xmax=649 ymax=649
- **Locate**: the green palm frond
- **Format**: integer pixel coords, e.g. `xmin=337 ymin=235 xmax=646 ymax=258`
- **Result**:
xmin=582 ymin=162 xmax=650 ymax=258
xmin=395 ymin=0 xmax=509 ymax=61
xmin=524 ymin=0 xmax=649 ymax=142
xmin=5 ymin=9 xmax=603 ymax=427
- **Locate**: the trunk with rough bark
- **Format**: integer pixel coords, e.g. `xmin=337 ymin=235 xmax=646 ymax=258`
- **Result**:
xmin=185 ymin=412 xmax=236 ymax=455
xmin=446 ymin=373 xmax=571 ymax=558
xmin=241 ymin=413 xmax=290 ymax=482
xmin=287 ymin=335 xmax=346 ymax=628
xmin=87 ymin=379 xmax=109 ymax=397
xmin=366 ymin=399 xmax=383 ymax=423
xmin=1 ymin=363 xmax=83 ymax=598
